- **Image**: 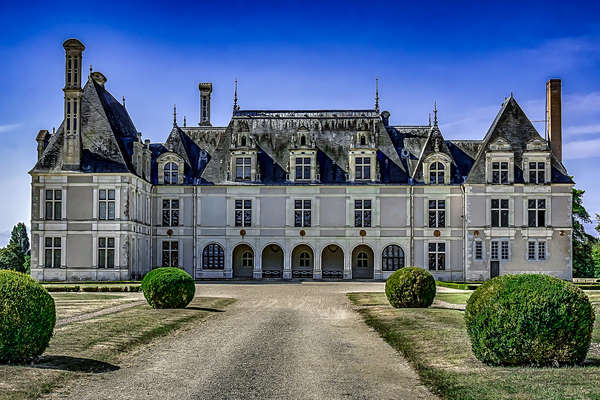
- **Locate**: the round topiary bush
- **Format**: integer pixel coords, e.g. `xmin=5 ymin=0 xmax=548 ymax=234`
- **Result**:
xmin=385 ymin=267 xmax=436 ymax=308
xmin=0 ymin=270 xmax=56 ymax=362
xmin=141 ymin=267 xmax=195 ymax=309
xmin=465 ymin=274 xmax=595 ymax=366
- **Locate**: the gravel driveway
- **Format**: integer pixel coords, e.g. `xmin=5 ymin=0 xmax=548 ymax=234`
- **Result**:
xmin=49 ymin=282 xmax=436 ymax=400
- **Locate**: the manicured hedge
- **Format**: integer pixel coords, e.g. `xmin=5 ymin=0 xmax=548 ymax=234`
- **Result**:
xmin=43 ymin=285 xmax=141 ymax=293
xmin=465 ymin=274 xmax=595 ymax=366
xmin=141 ymin=268 xmax=195 ymax=309
xmin=385 ymin=267 xmax=436 ymax=308
xmin=0 ymin=270 xmax=56 ymax=362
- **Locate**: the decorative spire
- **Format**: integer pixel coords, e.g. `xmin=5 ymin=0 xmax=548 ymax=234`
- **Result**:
xmin=428 ymin=113 xmax=432 ymax=127
xmin=433 ymin=101 xmax=438 ymax=126
xmin=233 ymin=79 xmax=239 ymax=112
xmin=52 ymin=127 xmax=55 ymax=134
xmin=122 ymin=96 xmax=126 ymax=107
xmin=89 ymin=64 xmax=93 ymax=76
xmin=375 ymin=77 xmax=380 ymax=113
xmin=173 ymin=104 xmax=177 ymax=127
xmin=184 ymin=116 xmax=187 ymax=127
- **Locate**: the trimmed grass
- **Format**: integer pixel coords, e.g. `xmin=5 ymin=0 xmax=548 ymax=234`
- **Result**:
xmin=435 ymin=292 xmax=472 ymax=305
xmin=51 ymin=292 xmax=137 ymax=320
xmin=349 ymin=292 xmax=600 ymax=400
xmin=0 ymin=296 xmax=235 ymax=400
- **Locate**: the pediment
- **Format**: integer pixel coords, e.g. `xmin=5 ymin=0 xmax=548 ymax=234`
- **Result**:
xmin=489 ymin=137 xmax=512 ymax=151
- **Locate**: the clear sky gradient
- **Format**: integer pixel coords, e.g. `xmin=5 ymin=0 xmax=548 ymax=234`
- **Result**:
xmin=1 ymin=0 xmax=599 ymax=244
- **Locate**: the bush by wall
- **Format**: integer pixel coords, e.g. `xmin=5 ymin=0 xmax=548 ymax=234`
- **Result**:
xmin=141 ymin=268 xmax=195 ymax=309
xmin=0 ymin=270 xmax=56 ymax=362
xmin=385 ymin=267 xmax=436 ymax=308
xmin=465 ymin=274 xmax=595 ymax=366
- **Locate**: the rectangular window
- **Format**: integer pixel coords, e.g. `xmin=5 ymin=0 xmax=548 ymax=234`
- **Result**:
xmin=492 ymin=161 xmax=509 ymax=184
xmin=162 ymin=199 xmax=180 ymax=227
xmin=98 ymin=237 xmax=115 ymax=268
xmin=235 ymin=200 xmax=252 ymax=227
xmin=295 ymin=157 xmax=311 ymax=181
xmin=355 ymin=157 xmax=371 ymax=180
xmin=528 ymin=199 xmax=546 ymax=227
xmin=528 ymin=240 xmax=547 ymax=261
xmin=529 ymin=162 xmax=545 ymax=184
xmin=162 ymin=241 xmax=179 ymax=267
xmin=474 ymin=240 xmax=483 ymax=260
xmin=354 ymin=199 xmax=372 ymax=227
xmin=44 ymin=237 xmax=61 ymax=268
xmin=428 ymin=242 xmax=445 ymax=271
xmin=428 ymin=200 xmax=446 ymax=228
xmin=45 ymin=189 xmax=62 ymax=220
xmin=491 ymin=240 xmax=510 ymax=261
xmin=235 ymin=157 xmax=252 ymax=181
xmin=491 ymin=199 xmax=509 ymax=227
xmin=98 ymin=189 xmax=116 ymax=220
xmin=294 ymin=200 xmax=311 ymax=227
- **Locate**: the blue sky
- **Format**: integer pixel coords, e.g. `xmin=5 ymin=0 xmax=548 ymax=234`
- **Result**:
xmin=1 ymin=0 xmax=600 ymax=244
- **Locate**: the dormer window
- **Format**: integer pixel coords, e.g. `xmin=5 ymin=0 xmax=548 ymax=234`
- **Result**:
xmin=529 ymin=162 xmax=545 ymax=184
xmin=300 ymin=135 xmax=307 ymax=146
xmin=157 ymin=153 xmax=184 ymax=185
xmin=241 ymin=136 xmax=247 ymax=147
xmin=235 ymin=157 xmax=252 ymax=181
xmin=492 ymin=161 xmax=509 ymax=184
xmin=296 ymin=157 xmax=311 ymax=181
xmin=164 ymin=162 xmax=178 ymax=184
xmin=429 ymin=162 xmax=444 ymax=184
xmin=289 ymin=128 xmax=317 ymax=183
xmin=355 ymin=157 xmax=371 ymax=180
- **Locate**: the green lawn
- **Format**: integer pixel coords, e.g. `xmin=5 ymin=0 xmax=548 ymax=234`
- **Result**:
xmin=349 ymin=292 xmax=600 ymax=400
xmin=0 ymin=295 xmax=235 ymax=400
xmin=435 ymin=292 xmax=472 ymax=305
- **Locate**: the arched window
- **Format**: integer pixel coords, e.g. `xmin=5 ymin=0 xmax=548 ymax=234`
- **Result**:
xmin=203 ymin=244 xmax=224 ymax=269
xmin=360 ymin=135 xmax=366 ymax=146
xmin=241 ymin=136 xmax=247 ymax=147
xmin=242 ymin=251 xmax=253 ymax=267
xmin=382 ymin=245 xmax=404 ymax=271
xmin=300 ymin=135 xmax=307 ymax=146
xmin=429 ymin=162 xmax=444 ymax=184
xmin=164 ymin=162 xmax=179 ymax=184
xmin=299 ymin=251 xmax=311 ymax=267
xmin=357 ymin=251 xmax=369 ymax=268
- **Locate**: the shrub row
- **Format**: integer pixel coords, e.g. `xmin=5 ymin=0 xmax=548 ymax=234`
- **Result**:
xmin=43 ymin=285 xmax=141 ymax=293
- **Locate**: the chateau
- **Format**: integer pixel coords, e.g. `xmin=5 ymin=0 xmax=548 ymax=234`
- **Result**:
xmin=29 ymin=39 xmax=573 ymax=282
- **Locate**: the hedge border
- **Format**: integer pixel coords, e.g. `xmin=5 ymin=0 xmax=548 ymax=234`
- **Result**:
xmin=43 ymin=285 xmax=141 ymax=293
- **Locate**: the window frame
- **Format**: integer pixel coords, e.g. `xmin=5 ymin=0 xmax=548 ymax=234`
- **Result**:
xmin=98 ymin=237 xmax=115 ymax=268
xmin=294 ymin=199 xmax=312 ymax=227
xmin=235 ymin=156 xmax=252 ymax=181
xmin=427 ymin=242 xmax=446 ymax=271
xmin=234 ymin=199 xmax=252 ymax=227
xmin=429 ymin=162 xmax=445 ymax=184
xmin=428 ymin=199 xmax=446 ymax=228
xmin=491 ymin=198 xmax=510 ymax=228
xmin=354 ymin=199 xmax=372 ymax=228
xmin=528 ymin=161 xmax=546 ymax=184
xmin=473 ymin=240 xmax=484 ymax=261
xmin=382 ymin=245 xmax=405 ymax=271
xmin=490 ymin=239 xmax=510 ymax=261
xmin=161 ymin=240 xmax=179 ymax=267
xmin=44 ymin=237 xmax=62 ymax=268
xmin=162 ymin=198 xmax=180 ymax=227
xmin=295 ymin=157 xmax=312 ymax=181
xmin=491 ymin=161 xmax=509 ymax=184
xmin=355 ymin=157 xmax=372 ymax=181
xmin=357 ymin=251 xmax=369 ymax=269
xmin=202 ymin=243 xmax=225 ymax=270
xmin=527 ymin=198 xmax=547 ymax=228
xmin=44 ymin=189 xmax=63 ymax=221
xmin=527 ymin=239 xmax=547 ymax=261
xmin=299 ymin=252 xmax=311 ymax=268
xmin=164 ymin=162 xmax=179 ymax=185
xmin=98 ymin=188 xmax=116 ymax=220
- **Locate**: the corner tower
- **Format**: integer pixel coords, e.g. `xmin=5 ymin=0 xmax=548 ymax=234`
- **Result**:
xmin=199 ymin=82 xmax=213 ymax=126
xmin=62 ymin=38 xmax=85 ymax=170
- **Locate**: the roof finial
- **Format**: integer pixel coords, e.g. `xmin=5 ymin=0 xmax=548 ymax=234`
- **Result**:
xmin=173 ymin=104 xmax=177 ymax=127
xmin=375 ymin=77 xmax=380 ymax=113
xmin=122 ymin=96 xmax=126 ymax=107
xmin=89 ymin=65 xmax=93 ymax=76
xmin=183 ymin=116 xmax=187 ymax=127
xmin=52 ymin=127 xmax=55 ymax=134
xmin=233 ymin=79 xmax=239 ymax=112
xmin=428 ymin=113 xmax=432 ymax=127
xmin=433 ymin=101 xmax=438 ymax=126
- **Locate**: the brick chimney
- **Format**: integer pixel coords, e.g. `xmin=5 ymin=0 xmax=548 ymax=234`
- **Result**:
xmin=546 ymin=79 xmax=562 ymax=161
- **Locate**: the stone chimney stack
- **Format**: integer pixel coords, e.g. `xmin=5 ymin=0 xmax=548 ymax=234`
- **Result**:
xmin=36 ymin=130 xmax=50 ymax=160
xmin=199 ymin=82 xmax=213 ymax=126
xmin=546 ymin=79 xmax=562 ymax=161
xmin=62 ymin=38 xmax=85 ymax=170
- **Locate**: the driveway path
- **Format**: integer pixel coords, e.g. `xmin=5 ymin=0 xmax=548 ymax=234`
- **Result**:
xmin=49 ymin=282 xmax=436 ymax=400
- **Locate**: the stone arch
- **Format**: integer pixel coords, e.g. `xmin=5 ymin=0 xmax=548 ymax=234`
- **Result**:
xmin=261 ymin=243 xmax=284 ymax=279
xmin=352 ymin=244 xmax=374 ymax=279
xmin=321 ymin=243 xmax=344 ymax=279
xmin=232 ymin=243 xmax=254 ymax=279
xmin=291 ymin=244 xmax=314 ymax=279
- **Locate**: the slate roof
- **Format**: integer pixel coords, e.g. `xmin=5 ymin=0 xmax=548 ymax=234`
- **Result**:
xmin=32 ymin=78 xmax=572 ymax=186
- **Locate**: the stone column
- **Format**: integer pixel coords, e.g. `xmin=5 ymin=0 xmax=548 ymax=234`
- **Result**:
xmin=253 ymin=251 xmax=263 ymax=280
xmin=344 ymin=250 xmax=352 ymax=280
xmin=313 ymin=248 xmax=322 ymax=280
xmin=283 ymin=247 xmax=292 ymax=280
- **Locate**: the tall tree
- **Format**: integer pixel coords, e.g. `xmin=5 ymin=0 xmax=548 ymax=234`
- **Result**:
xmin=9 ymin=222 xmax=30 ymax=255
xmin=572 ymin=188 xmax=597 ymax=277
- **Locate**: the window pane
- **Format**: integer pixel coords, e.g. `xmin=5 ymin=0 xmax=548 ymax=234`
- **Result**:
xmin=538 ymin=199 xmax=545 ymax=209
xmin=364 ymin=211 xmax=371 ymax=227
xmin=304 ymin=200 xmax=311 ymax=209
xmin=46 ymin=202 xmax=53 ymax=219
xmin=437 ymin=254 xmax=445 ymax=270
xmin=364 ymin=166 xmax=371 ymax=179
xmin=439 ymin=211 xmax=445 ymax=227
xmin=45 ymin=237 xmax=53 ymax=247
xmin=295 ymin=200 xmax=302 ymax=209
xmin=491 ymin=210 xmax=499 ymax=227
xmin=108 ymin=203 xmax=115 ymax=220
xmin=108 ymin=190 xmax=115 ymax=200
xmin=364 ymin=200 xmax=371 ymax=209
xmin=172 ymin=210 xmax=179 ymax=226
xmin=235 ymin=200 xmax=242 ymax=209
xmin=528 ymin=210 xmax=537 ymax=227
xmin=501 ymin=199 xmax=508 ymax=209
xmin=244 ymin=200 xmax=251 ymax=209
xmin=294 ymin=211 xmax=302 ymax=227
xmin=99 ymin=202 xmax=106 ymax=220
xmin=45 ymin=249 xmax=53 ymax=268
xmin=53 ymin=250 xmax=61 ymax=268
xmin=304 ymin=211 xmax=311 ymax=227
xmin=354 ymin=211 xmax=362 ymax=227
xmin=163 ymin=210 xmax=170 ymax=226
xmin=428 ymin=243 xmax=436 ymax=252
xmin=235 ymin=210 xmax=242 ymax=226
xmin=99 ymin=237 xmax=106 ymax=248
xmin=355 ymin=200 xmax=361 ymax=209
xmin=99 ymin=249 xmax=106 ymax=268
xmin=54 ymin=202 xmax=62 ymax=220
xmin=491 ymin=199 xmax=498 ymax=208
xmin=107 ymin=238 xmax=115 ymax=248
xmin=538 ymin=211 xmax=545 ymax=227
xmin=46 ymin=190 xmax=53 ymax=200
xmin=501 ymin=210 xmax=509 ymax=227
xmin=163 ymin=199 xmax=170 ymax=209
xmin=244 ymin=210 xmax=251 ymax=226
xmin=54 ymin=190 xmax=62 ymax=200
